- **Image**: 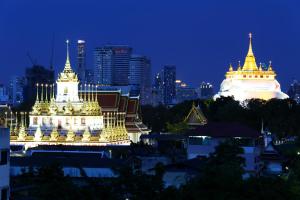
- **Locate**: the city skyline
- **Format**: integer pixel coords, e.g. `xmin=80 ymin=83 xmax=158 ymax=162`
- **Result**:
xmin=1 ymin=0 xmax=300 ymax=90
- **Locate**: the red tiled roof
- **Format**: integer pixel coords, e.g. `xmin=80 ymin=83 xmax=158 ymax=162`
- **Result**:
xmin=127 ymin=99 xmax=138 ymax=114
xmin=118 ymin=96 xmax=128 ymax=112
xmin=96 ymin=92 xmax=120 ymax=108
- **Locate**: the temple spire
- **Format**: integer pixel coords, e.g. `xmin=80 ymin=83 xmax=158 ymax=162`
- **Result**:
xmin=242 ymin=33 xmax=258 ymax=71
xmin=63 ymin=39 xmax=72 ymax=72
xmin=247 ymin=33 xmax=254 ymax=56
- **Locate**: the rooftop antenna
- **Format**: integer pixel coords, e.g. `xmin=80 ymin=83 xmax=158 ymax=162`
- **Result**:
xmin=50 ymin=33 xmax=55 ymax=70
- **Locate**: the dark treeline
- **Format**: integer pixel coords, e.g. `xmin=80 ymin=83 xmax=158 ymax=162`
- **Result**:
xmin=141 ymin=97 xmax=300 ymax=138
xmin=11 ymin=143 xmax=300 ymax=200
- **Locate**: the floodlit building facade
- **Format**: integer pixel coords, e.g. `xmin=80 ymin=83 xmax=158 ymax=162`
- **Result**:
xmin=214 ymin=34 xmax=288 ymax=101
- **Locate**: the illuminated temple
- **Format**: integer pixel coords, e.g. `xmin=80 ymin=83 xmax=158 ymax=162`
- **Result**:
xmin=214 ymin=33 xmax=289 ymax=102
xmin=10 ymin=41 xmax=149 ymax=147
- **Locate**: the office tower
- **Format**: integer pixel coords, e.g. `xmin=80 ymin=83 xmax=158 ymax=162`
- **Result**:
xmin=77 ymin=40 xmax=86 ymax=83
xmin=22 ymin=65 xmax=55 ymax=107
xmin=85 ymin=68 xmax=94 ymax=84
xmin=152 ymin=72 xmax=164 ymax=106
xmin=198 ymin=82 xmax=214 ymax=99
xmin=94 ymin=45 xmax=132 ymax=85
xmin=176 ymin=80 xmax=197 ymax=103
xmin=8 ymin=76 xmax=25 ymax=106
xmin=129 ymin=55 xmax=152 ymax=105
xmin=162 ymin=65 xmax=176 ymax=105
xmin=0 ymin=84 xmax=9 ymax=104
xmin=288 ymin=80 xmax=300 ymax=103
xmin=94 ymin=47 xmax=113 ymax=85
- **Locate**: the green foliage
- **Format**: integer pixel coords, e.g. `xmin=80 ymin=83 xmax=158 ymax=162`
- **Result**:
xmin=166 ymin=121 xmax=188 ymax=133
xmin=141 ymin=97 xmax=300 ymax=138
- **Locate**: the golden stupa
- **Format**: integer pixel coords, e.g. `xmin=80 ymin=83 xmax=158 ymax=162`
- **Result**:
xmin=214 ymin=33 xmax=289 ymax=101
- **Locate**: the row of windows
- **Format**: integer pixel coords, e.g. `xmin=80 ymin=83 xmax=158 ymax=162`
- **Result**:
xmin=0 ymin=149 xmax=9 ymax=165
xmin=33 ymin=118 xmax=86 ymax=126
xmin=228 ymin=75 xmax=272 ymax=79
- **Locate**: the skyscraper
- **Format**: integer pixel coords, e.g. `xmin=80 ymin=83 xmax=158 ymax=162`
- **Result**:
xmin=22 ymin=65 xmax=55 ymax=107
xmin=129 ymin=55 xmax=152 ymax=104
xmin=162 ymin=65 xmax=176 ymax=105
xmin=85 ymin=68 xmax=94 ymax=84
xmin=94 ymin=45 xmax=132 ymax=86
xmin=94 ymin=47 xmax=113 ymax=85
xmin=197 ymin=82 xmax=214 ymax=99
xmin=77 ymin=40 xmax=86 ymax=83
xmin=176 ymin=80 xmax=197 ymax=103
xmin=287 ymin=80 xmax=300 ymax=103
xmin=8 ymin=76 xmax=25 ymax=106
xmin=152 ymin=72 xmax=164 ymax=106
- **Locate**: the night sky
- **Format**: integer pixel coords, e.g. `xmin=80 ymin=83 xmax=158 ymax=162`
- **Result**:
xmin=1 ymin=0 xmax=300 ymax=91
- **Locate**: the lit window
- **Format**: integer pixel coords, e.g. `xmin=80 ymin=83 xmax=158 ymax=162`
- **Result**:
xmin=33 ymin=117 xmax=38 ymax=125
xmin=81 ymin=118 xmax=86 ymax=125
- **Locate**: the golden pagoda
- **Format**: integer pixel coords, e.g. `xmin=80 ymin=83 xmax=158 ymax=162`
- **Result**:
xmin=214 ymin=33 xmax=288 ymax=101
xmin=10 ymin=40 xmax=130 ymax=148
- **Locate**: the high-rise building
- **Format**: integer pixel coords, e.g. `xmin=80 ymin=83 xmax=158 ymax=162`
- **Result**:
xmin=94 ymin=45 xmax=132 ymax=86
xmin=0 ymin=84 xmax=8 ymax=104
xmin=198 ymin=82 xmax=214 ymax=99
xmin=85 ymin=68 xmax=94 ymax=84
xmin=94 ymin=47 xmax=113 ymax=85
xmin=23 ymin=65 xmax=55 ymax=108
xmin=162 ymin=65 xmax=176 ymax=105
xmin=176 ymin=80 xmax=197 ymax=103
xmin=8 ymin=76 xmax=25 ymax=106
xmin=152 ymin=72 xmax=164 ymax=106
xmin=287 ymin=80 xmax=300 ymax=103
xmin=77 ymin=40 xmax=86 ymax=83
xmin=129 ymin=55 xmax=152 ymax=105
xmin=0 ymin=126 xmax=10 ymax=200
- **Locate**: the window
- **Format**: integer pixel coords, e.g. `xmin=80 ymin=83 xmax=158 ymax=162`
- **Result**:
xmin=33 ymin=117 xmax=38 ymax=125
xmin=64 ymin=87 xmax=68 ymax=94
xmin=0 ymin=150 xmax=8 ymax=165
xmin=81 ymin=118 xmax=86 ymax=125
xmin=1 ymin=188 xmax=8 ymax=200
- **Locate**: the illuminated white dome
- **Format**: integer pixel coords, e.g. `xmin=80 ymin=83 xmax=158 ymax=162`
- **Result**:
xmin=214 ymin=33 xmax=289 ymax=102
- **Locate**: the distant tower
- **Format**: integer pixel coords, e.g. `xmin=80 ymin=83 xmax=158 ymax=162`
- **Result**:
xmin=129 ymin=55 xmax=152 ymax=104
xmin=163 ymin=65 xmax=176 ymax=105
xmin=77 ymin=40 xmax=86 ymax=83
xmin=94 ymin=45 xmax=132 ymax=85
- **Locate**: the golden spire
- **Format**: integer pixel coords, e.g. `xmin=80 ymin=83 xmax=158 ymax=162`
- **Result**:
xmin=36 ymin=83 xmax=39 ymax=101
xmin=268 ymin=60 xmax=273 ymax=71
xmin=242 ymin=33 xmax=258 ymax=71
xmin=259 ymin=62 xmax=262 ymax=71
xmin=229 ymin=63 xmax=233 ymax=72
xmin=63 ymin=39 xmax=73 ymax=73
xmin=237 ymin=61 xmax=241 ymax=71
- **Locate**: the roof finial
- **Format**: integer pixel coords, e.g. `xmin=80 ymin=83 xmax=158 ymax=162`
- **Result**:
xmin=63 ymin=39 xmax=72 ymax=72
xmin=229 ymin=63 xmax=233 ymax=71
xmin=247 ymin=32 xmax=254 ymax=56
xmin=268 ymin=60 xmax=273 ymax=71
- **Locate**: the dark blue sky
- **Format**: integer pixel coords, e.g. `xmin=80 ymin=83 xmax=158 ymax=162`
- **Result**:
xmin=1 ymin=0 xmax=300 ymax=91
